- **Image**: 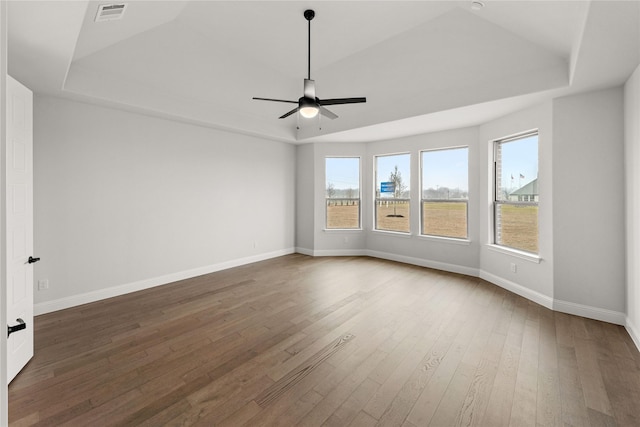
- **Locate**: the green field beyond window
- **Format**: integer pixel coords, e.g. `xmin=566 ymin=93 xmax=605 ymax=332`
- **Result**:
xmin=494 ymin=132 xmax=539 ymax=254
xmin=421 ymin=147 xmax=469 ymax=239
xmin=325 ymin=157 xmax=360 ymax=229
xmin=375 ymin=153 xmax=411 ymax=233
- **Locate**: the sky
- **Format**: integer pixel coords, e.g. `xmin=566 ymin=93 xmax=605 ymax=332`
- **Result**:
xmin=499 ymin=134 xmax=538 ymax=191
xmin=325 ymin=134 xmax=537 ymax=194
xmin=376 ymin=153 xmax=410 ymax=191
xmin=326 ymin=157 xmax=360 ymax=190
xmin=422 ymin=147 xmax=468 ymax=191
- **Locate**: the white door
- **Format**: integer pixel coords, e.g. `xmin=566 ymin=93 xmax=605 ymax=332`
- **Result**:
xmin=6 ymin=75 xmax=33 ymax=383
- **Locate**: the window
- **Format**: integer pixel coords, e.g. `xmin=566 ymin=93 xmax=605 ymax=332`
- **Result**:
xmin=375 ymin=153 xmax=410 ymax=233
xmin=421 ymin=147 xmax=468 ymax=239
xmin=493 ymin=131 xmax=538 ymax=253
xmin=325 ymin=157 xmax=360 ymax=229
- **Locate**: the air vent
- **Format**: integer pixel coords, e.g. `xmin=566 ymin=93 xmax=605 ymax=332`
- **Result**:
xmin=95 ymin=4 xmax=127 ymax=22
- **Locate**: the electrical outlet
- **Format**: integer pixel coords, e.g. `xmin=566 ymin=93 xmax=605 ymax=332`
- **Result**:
xmin=38 ymin=279 xmax=49 ymax=290
xmin=343 ymin=236 xmax=349 ymax=244
xmin=253 ymin=241 xmax=258 ymax=249
xmin=510 ymin=263 xmax=517 ymax=273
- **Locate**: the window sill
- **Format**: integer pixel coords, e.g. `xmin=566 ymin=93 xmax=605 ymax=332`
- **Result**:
xmin=417 ymin=235 xmax=471 ymax=246
xmin=486 ymin=244 xmax=541 ymax=264
xmin=372 ymin=229 xmax=412 ymax=238
xmin=323 ymin=228 xmax=363 ymax=233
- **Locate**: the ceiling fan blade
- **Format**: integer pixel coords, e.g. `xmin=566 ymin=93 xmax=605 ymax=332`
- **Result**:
xmin=319 ymin=106 xmax=338 ymax=120
xmin=304 ymin=79 xmax=316 ymax=99
xmin=279 ymin=107 xmax=300 ymax=119
xmin=253 ymin=97 xmax=298 ymax=104
xmin=319 ymin=97 xmax=367 ymax=106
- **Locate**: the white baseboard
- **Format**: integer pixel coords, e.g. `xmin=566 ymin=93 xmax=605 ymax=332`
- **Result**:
xmin=479 ymin=270 xmax=554 ymax=310
xmin=34 ymin=247 xmax=295 ymax=316
xmin=625 ymin=318 xmax=640 ymax=352
xmin=553 ymin=298 xmax=626 ymax=326
xmin=295 ymin=247 xmax=314 ymax=256
xmin=366 ymin=249 xmax=480 ymax=277
xmin=295 ymin=247 xmax=367 ymax=257
xmin=36 ymin=247 xmax=633 ymax=339
xmin=314 ymin=249 xmax=368 ymax=257
xmin=295 ymin=249 xmax=629 ymax=328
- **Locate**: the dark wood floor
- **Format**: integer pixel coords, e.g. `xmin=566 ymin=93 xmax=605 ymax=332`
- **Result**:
xmin=8 ymin=254 xmax=640 ymax=426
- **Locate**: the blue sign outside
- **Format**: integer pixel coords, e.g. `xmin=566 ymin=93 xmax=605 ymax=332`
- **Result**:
xmin=380 ymin=182 xmax=395 ymax=193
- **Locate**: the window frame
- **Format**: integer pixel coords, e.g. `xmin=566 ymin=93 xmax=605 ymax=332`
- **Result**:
xmin=492 ymin=130 xmax=539 ymax=255
xmin=324 ymin=156 xmax=362 ymax=230
xmin=373 ymin=152 xmax=411 ymax=234
xmin=419 ymin=146 xmax=469 ymax=240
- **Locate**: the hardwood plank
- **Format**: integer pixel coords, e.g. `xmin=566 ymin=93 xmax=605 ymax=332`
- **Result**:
xmin=324 ymin=378 xmax=380 ymax=426
xmin=536 ymin=308 xmax=562 ymax=426
xmin=348 ymin=411 xmax=378 ymax=427
xmin=557 ymin=344 xmax=591 ymax=426
xmin=509 ymin=309 xmax=540 ymax=427
xmin=273 ymin=389 xmax=324 ymax=426
xmin=6 ymin=255 xmax=640 ymax=426
xmin=256 ymin=334 xmax=355 ymax=407
xmin=573 ymin=335 xmax=614 ymax=415
xmin=476 ymin=296 xmax=526 ymax=426
xmin=587 ymin=407 xmax=618 ymax=427
xmin=298 ymin=349 xmax=388 ymax=426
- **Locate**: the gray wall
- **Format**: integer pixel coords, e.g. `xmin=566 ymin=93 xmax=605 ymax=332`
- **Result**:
xmin=553 ymin=88 xmax=625 ymax=314
xmin=295 ymin=144 xmax=315 ymax=252
xmin=34 ymin=96 xmax=296 ymax=311
xmin=365 ymin=128 xmax=480 ymax=273
xmin=299 ymin=88 xmax=630 ymax=325
xmin=32 ymin=81 xmax=634 ymax=333
xmin=479 ymin=102 xmax=554 ymax=303
xmin=625 ymin=65 xmax=640 ymax=344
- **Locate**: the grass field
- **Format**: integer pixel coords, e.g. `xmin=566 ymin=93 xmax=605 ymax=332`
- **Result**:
xmin=497 ymin=204 xmax=538 ymax=253
xmin=422 ymin=201 xmax=467 ymax=238
xmin=327 ymin=200 xmax=538 ymax=254
xmin=326 ymin=202 xmax=360 ymax=229
xmin=376 ymin=202 xmax=410 ymax=232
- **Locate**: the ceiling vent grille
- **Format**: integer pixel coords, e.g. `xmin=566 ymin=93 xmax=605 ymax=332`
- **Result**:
xmin=95 ymin=4 xmax=127 ymax=22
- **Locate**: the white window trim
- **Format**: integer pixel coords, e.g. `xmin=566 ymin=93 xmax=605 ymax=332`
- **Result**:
xmin=417 ymin=234 xmax=471 ymax=245
xmin=420 ymin=146 xmax=469 ymax=240
xmin=491 ymin=130 xmax=539 ymax=255
xmin=373 ymin=151 xmax=411 ymax=234
xmin=371 ymin=229 xmax=412 ymax=238
xmin=486 ymin=243 xmax=541 ymax=263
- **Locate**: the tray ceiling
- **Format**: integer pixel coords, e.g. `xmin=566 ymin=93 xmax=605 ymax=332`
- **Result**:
xmin=8 ymin=1 xmax=640 ymax=143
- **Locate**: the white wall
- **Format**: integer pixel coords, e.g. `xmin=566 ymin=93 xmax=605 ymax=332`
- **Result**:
xmin=553 ymin=88 xmax=625 ymax=319
xmin=33 ymin=96 xmax=296 ymax=312
xmin=478 ymin=102 xmax=554 ymax=305
xmin=625 ymin=65 xmax=640 ymax=347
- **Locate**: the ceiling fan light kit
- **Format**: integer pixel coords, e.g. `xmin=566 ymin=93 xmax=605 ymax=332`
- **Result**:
xmin=299 ymin=98 xmax=319 ymax=118
xmin=253 ymin=9 xmax=366 ymax=121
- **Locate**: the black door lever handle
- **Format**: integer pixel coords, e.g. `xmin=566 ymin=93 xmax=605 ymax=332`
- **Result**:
xmin=8 ymin=318 xmax=26 ymax=337
xmin=28 ymin=256 xmax=40 ymax=264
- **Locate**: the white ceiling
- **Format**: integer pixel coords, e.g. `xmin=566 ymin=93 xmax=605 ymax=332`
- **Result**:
xmin=7 ymin=1 xmax=640 ymax=144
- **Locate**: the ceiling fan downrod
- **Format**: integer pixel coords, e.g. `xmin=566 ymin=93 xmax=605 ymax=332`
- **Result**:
xmin=304 ymin=9 xmax=314 ymax=81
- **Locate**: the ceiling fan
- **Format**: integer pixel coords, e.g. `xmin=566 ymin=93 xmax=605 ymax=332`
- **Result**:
xmin=253 ymin=9 xmax=366 ymax=120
